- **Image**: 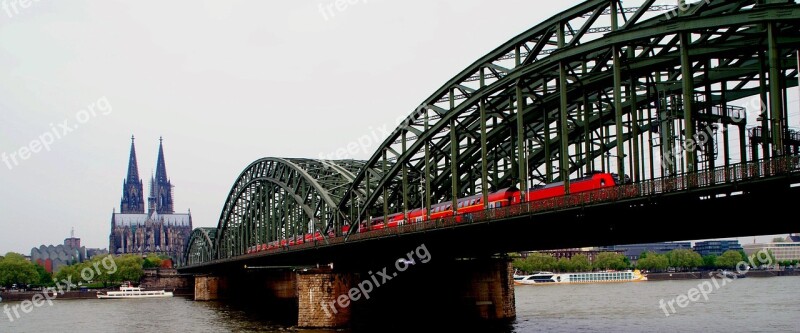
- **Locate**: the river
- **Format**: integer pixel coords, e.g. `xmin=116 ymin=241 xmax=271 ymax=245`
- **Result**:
xmin=1 ymin=277 xmax=798 ymax=332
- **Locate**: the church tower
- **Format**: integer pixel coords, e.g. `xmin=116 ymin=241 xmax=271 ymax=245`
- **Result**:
xmin=149 ymin=137 xmax=174 ymax=214
xmin=120 ymin=135 xmax=145 ymax=213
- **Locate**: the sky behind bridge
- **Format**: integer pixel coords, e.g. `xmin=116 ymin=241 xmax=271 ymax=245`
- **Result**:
xmin=0 ymin=0 xmax=795 ymax=254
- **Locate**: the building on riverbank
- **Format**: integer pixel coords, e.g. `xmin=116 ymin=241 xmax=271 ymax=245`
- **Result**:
xmin=30 ymin=229 xmax=108 ymax=273
xmin=743 ymin=234 xmax=800 ymax=263
xmin=693 ymin=239 xmax=743 ymax=256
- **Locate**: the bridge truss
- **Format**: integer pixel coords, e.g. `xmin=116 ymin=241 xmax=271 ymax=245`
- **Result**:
xmin=337 ymin=0 xmax=800 ymax=233
xmin=187 ymin=0 xmax=800 ymax=264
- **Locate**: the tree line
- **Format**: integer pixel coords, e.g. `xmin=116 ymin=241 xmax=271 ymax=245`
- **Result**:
xmin=0 ymin=253 xmax=169 ymax=289
xmin=512 ymin=252 xmax=630 ymax=273
xmin=513 ymin=249 xmax=784 ymax=274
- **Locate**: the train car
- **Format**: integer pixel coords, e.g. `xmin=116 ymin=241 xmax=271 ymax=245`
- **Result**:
xmin=525 ymin=172 xmax=617 ymax=201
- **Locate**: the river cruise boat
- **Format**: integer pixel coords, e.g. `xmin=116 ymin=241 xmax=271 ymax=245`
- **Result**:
xmin=514 ymin=270 xmax=647 ymax=285
xmin=96 ymin=285 xmax=173 ymax=299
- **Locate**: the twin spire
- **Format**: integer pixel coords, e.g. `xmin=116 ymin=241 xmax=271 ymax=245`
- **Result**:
xmin=121 ymin=136 xmax=174 ymax=214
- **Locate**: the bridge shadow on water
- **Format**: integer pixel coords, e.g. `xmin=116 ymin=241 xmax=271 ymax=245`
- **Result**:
xmin=208 ymin=296 xmax=518 ymax=333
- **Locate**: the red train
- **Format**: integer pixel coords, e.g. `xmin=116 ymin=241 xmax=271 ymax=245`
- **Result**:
xmin=247 ymin=172 xmax=625 ymax=253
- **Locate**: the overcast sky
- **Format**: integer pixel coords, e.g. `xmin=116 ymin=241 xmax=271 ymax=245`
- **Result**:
xmin=0 ymin=0 xmax=793 ymax=254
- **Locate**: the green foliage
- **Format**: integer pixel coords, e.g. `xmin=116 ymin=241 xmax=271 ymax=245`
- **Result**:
xmin=702 ymin=255 xmax=717 ymax=269
xmin=513 ymin=253 xmax=558 ymax=273
xmin=513 ymin=253 xmax=595 ymax=273
xmin=667 ymin=249 xmax=703 ymax=271
xmin=593 ymin=252 xmax=628 ymax=270
xmin=570 ymin=254 xmax=592 ymax=272
xmin=52 ymin=254 xmax=144 ymax=287
xmin=0 ymin=252 xmax=40 ymax=287
xmin=747 ymin=249 xmax=776 ymax=268
xmin=636 ymin=252 xmax=669 ymax=271
xmin=556 ymin=257 xmax=572 ymax=272
xmin=142 ymin=255 xmax=163 ymax=269
xmin=33 ymin=263 xmax=54 ymax=286
xmin=716 ymin=250 xmax=743 ymax=269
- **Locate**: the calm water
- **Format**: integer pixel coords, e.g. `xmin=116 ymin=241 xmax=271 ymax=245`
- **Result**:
xmin=2 ymin=277 xmax=798 ymax=332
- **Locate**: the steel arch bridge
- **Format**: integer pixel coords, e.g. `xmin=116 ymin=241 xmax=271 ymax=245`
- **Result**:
xmin=185 ymin=227 xmax=216 ymax=266
xmin=338 ymin=0 xmax=800 ymax=230
xmin=212 ymin=158 xmax=368 ymax=259
xmin=185 ymin=0 xmax=800 ymax=266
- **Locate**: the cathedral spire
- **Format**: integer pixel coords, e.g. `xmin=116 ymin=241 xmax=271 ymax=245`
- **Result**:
xmin=120 ymin=135 xmax=145 ymax=213
xmin=127 ymin=135 xmax=140 ymax=182
xmin=155 ymin=136 xmax=168 ymax=184
xmin=150 ymin=136 xmax=174 ymax=214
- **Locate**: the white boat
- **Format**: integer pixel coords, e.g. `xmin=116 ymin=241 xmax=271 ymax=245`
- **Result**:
xmin=514 ymin=270 xmax=647 ymax=285
xmin=96 ymin=285 xmax=173 ymax=299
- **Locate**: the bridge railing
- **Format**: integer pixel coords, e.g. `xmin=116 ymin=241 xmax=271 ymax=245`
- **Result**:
xmin=239 ymin=156 xmax=799 ymax=257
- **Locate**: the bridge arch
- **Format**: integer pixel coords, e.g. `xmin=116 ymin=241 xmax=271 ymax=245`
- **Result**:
xmin=338 ymin=0 xmax=800 ymax=228
xmin=214 ymin=158 xmax=365 ymax=260
xmin=185 ymin=228 xmax=217 ymax=266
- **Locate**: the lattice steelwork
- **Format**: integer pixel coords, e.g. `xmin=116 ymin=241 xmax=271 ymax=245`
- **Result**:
xmin=214 ymin=159 xmax=367 ymax=260
xmin=337 ymin=0 xmax=800 ymax=231
xmin=185 ymin=228 xmax=216 ymax=266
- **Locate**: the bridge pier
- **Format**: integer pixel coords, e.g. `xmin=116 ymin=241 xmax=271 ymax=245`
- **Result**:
xmin=457 ymin=258 xmax=516 ymax=321
xmin=194 ymin=275 xmax=227 ymax=301
xmin=297 ymin=269 xmax=353 ymax=328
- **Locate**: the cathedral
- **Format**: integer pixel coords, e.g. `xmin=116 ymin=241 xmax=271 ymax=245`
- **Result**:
xmin=109 ymin=136 xmax=192 ymax=265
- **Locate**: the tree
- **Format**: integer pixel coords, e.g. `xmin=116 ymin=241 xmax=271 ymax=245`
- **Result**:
xmin=111 ymin=255 xmax=144 ymax=283
xmin=143 ymin=254 xmax=163 ymax=269
xmin=33 ymin=263 xmax=54 ymax=287
xmin=637 ymin=253 xmax=669 ymax=271
xmin=556 ymin=257 xmax=572 ymax=273
xmin=667 ymin=249 xmax=703 ymax=271
xmin=702 ymin=255 xmax=718 ymax=269
xmin=593 ymin=252 xmax=627 ymax=270
xmin=0 ymin=252 xmax=39 ymax=288
xmin=716 ymin=250 xmax=743 ymax=269
xmin=570 ymin=254 xmax=591 ymax=272
xmin=747 ymin=249 xmax=776 ymax=268
xmin=528 ymin=253 xmax=558 ymax=272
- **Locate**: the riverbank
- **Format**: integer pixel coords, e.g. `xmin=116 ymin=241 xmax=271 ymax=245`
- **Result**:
xmin=646 ymin=270 xmax=800 ymax=280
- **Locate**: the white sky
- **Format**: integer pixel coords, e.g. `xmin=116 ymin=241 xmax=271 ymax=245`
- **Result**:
xmin=0 ymin=0 xmax=793 ymax=254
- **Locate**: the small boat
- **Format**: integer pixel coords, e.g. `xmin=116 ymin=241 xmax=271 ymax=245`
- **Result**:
xmin=96 ymin=284 xmax=173 ymax=299
xmin=514 ymin=269 xmax=648 ymax=285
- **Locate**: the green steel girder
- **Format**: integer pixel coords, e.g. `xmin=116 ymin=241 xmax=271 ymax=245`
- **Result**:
xmin=214 ymin=158 xmax=365 ymax=260
xmin=338 ymin=0 xmax=800 ymax=227
xmin=185 ymin=228 xmax=217 ymax=266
